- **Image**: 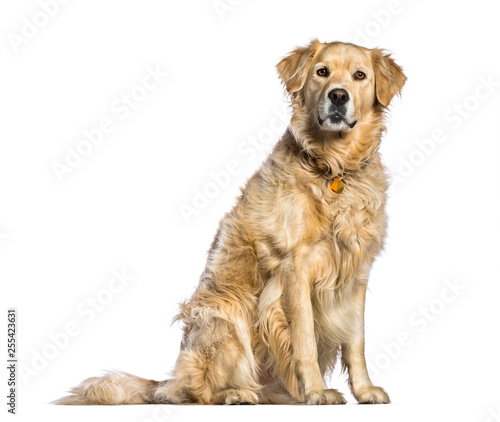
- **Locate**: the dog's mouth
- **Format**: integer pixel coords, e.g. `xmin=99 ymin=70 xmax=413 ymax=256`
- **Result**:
xmin=318 ymin=114 xmax=357 ymax=130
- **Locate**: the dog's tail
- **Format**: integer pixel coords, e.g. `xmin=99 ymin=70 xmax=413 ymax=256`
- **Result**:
xmin=53 ymin=371 xmax=165 ymax=405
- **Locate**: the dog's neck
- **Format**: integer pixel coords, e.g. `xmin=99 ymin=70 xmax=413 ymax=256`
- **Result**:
xmin=286 ymin=108 xmax=386 ymax=181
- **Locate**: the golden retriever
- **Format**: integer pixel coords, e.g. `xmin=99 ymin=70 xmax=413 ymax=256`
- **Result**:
xmin=56 ymin=40 xmax=406 ymax=405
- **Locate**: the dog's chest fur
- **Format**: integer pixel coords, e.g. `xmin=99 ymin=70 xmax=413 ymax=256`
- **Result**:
xmin=252 ymin=163 xmax=387 ymax=346
xmin=304 ymin=169 xmax=387 ymax=342
xmin=253 ymin=157 xmax=387 ymax=287
xmin=305 ymin=165 xmax=387 ymax=288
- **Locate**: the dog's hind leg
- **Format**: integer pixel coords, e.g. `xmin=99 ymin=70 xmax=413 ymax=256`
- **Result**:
xmin=153 ymin=309 xmax=260 ymax=404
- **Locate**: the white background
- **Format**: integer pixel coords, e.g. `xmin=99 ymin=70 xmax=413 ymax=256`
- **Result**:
xmin=1 ymin=1 xmax=500 ymax=421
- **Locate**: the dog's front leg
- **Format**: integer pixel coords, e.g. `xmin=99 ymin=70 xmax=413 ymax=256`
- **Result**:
xmin=341 ymin=282 xmax=390 ymax=404
xmin=281 ymin=264 xmax=346 ymax=405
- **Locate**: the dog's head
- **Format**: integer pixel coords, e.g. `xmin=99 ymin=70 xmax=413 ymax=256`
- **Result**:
xmin=277 ymin=41 xmax=406 ymax=133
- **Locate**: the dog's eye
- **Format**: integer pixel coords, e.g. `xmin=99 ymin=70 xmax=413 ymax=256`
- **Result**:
xmin=317 ymin=68 xmax=328 ymax=77
xmin=354 ymin=71 xmax=366 ymax=80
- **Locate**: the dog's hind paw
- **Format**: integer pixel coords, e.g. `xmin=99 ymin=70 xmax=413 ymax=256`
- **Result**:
xmin=214 ymin=388 xmax=259 ymax=405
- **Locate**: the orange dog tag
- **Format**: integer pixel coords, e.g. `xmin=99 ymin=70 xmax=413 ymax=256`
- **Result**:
xmin=329 ymin=177 xmax=344 ymax=194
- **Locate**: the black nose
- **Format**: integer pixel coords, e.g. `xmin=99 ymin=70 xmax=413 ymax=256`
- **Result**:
xmin=328 ymin=89 xmax=349 ymax=106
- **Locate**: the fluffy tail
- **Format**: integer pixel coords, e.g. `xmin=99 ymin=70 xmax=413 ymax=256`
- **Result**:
xmin=53 ymin=371 xmax=161 ymax=405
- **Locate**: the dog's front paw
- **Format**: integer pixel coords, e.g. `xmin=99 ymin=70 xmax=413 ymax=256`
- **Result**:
xmin=304 ymin=389 xmax=347 ymax=405
xmin=354 ymin=386 xmax=390 ymax=404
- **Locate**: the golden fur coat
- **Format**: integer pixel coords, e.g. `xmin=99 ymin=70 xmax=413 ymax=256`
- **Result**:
xmin=56 ymin=40 xmax=406 ymax=406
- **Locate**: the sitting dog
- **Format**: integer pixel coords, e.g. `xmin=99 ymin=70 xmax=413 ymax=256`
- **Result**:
xmin=56 ymin=40 xmax=406 ymax=405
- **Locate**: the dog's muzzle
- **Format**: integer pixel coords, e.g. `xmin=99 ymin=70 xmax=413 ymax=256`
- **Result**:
xmin=318 ymin=88 xmax=357 ymax=131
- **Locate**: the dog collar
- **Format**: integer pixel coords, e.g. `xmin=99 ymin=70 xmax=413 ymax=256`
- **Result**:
xmin=329 ymin=177 xmax=344 ymax=194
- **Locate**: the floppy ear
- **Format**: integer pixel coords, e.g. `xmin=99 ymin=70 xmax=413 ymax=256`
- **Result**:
xmin=371 ymin=49 xmax=407 ymax=107
xmin=276 ymin=40 xmax=321 ymax=95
